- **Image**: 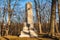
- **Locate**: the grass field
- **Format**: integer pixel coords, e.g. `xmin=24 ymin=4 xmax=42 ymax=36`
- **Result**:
xmin=0 ymin=35 xmax=57 ymax=40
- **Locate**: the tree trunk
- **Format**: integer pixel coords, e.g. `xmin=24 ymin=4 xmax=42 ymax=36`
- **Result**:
xmin=34 ymin=0 xmax=42 ymax=34
xmin=50 ymin=0 xmax=56 ymax=36
xmin=7 ymin=0 xmax=11 ymax=35
xmin=58 ymin=0 xmax=60 ymax=32
xmin=1 ymin=7 xmax=6 ymax=36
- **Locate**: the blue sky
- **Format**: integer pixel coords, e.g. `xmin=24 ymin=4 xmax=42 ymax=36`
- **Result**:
xmin=0 ymin=0 xmax=58 ymax=23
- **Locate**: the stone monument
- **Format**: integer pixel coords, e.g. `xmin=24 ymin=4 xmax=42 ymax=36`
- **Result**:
xmin=19 ymin=2 xmax=38 ymax=37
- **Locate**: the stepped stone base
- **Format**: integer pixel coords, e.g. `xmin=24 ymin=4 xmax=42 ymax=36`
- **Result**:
xmin=19 ymin=31 xmax=30 ymax=37
xmin=30 ymin=30 xmax=38 ymax=37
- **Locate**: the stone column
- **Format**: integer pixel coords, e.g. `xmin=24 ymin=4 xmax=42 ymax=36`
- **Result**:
xmin=26 ymin=2 xmax=38 ymax=37
xmin=19 ymin=2 xmax=38 ymax=37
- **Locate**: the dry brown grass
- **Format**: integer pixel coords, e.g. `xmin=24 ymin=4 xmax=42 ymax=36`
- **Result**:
xmin=19 ymin=37 xmax=38 ymax=40
xmin=0 ymin=37 xmax=6 ymax=40
xmin=3 ymin=36 xmax=38 ymax=40
xmin=0 ymin=35 xmax=56 ymax=40
xmin=3 ymin=35 xmax=19 ymax=40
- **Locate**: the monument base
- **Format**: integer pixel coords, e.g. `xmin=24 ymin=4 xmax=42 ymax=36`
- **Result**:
xmin=30 ymin=30 xmax=38 ymax=37
xmin=19 ymin=22 xmax=30 ymax=37
xmin=19 ymin=31 xmax=30 ymax=37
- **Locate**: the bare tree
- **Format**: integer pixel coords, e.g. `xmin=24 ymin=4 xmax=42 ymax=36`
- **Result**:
xmin=58 ymin=0 xmax=60 ymax=32
xmin=50 ymin=0 xmax=56 ymax=36
xmin=34 ymin=0 xmax=42 ymax=34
